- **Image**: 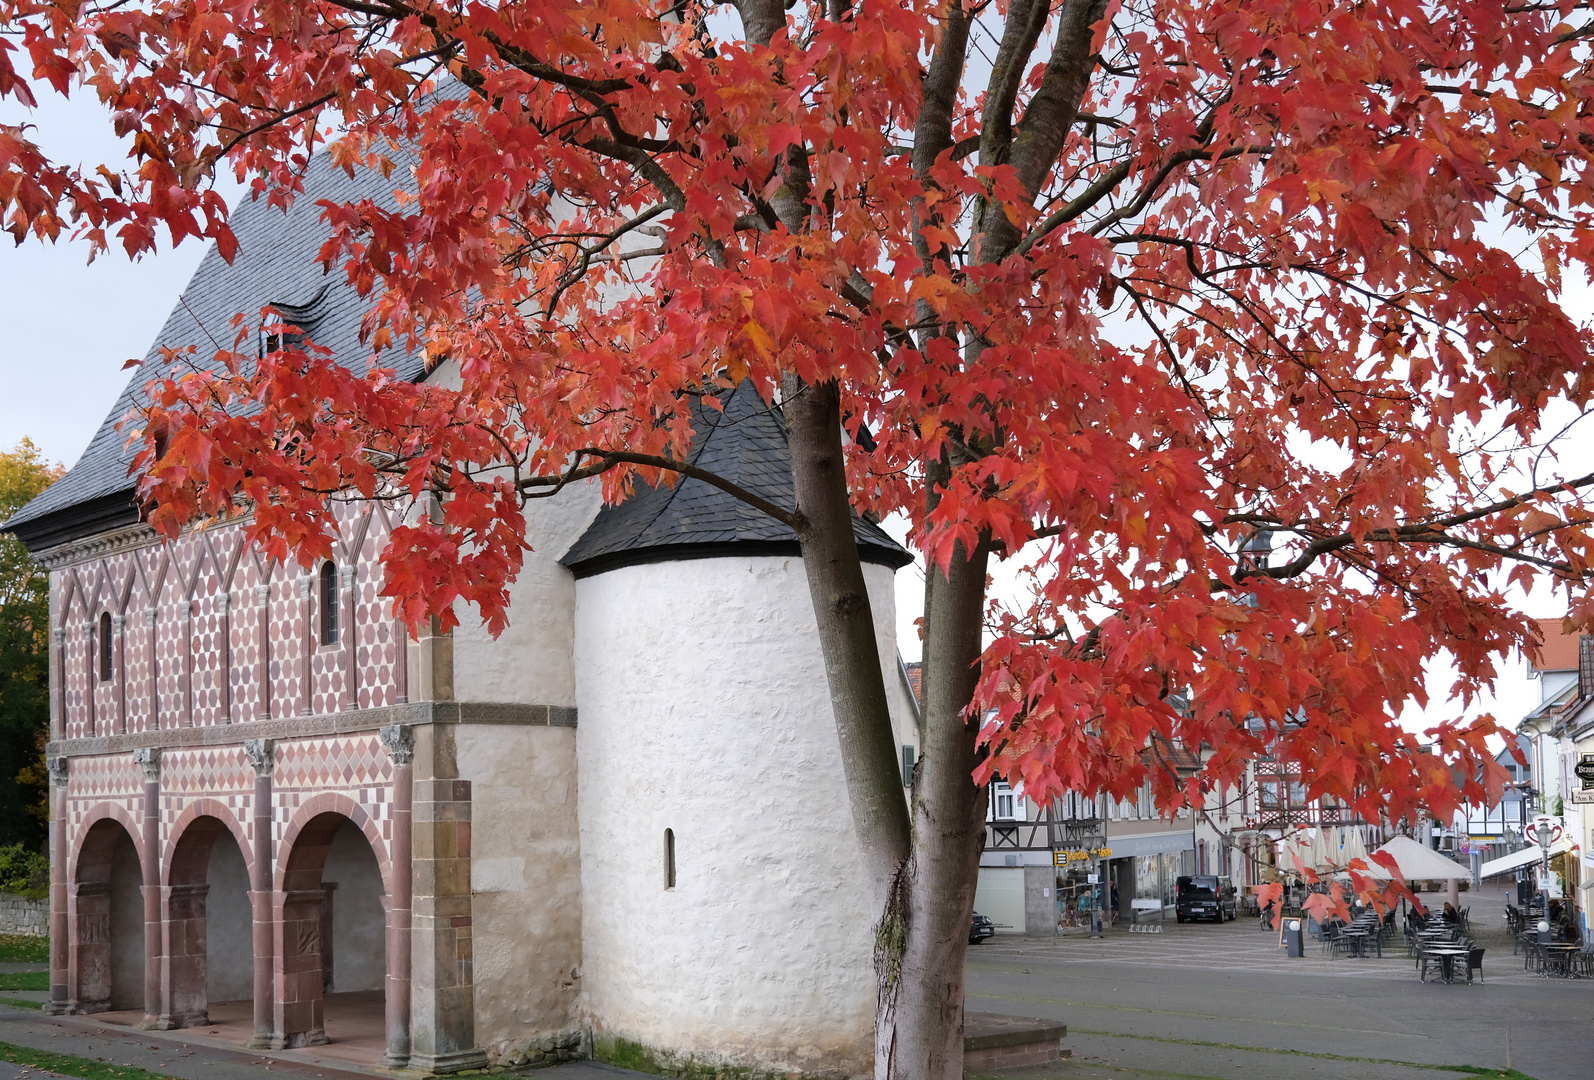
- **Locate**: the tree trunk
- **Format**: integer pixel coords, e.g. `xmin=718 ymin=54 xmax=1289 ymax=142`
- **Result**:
xmin=784 ymin=376 xmax=991 ymax=1080
xmin=783 ymin=375 xmax=913 ymax=908
xmin=877 ymin=538 xmax=991 ymax=1079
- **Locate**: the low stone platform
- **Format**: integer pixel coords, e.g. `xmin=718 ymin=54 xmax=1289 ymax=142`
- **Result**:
xmin=963 ymin=1011 xmax=1067 ymax=1072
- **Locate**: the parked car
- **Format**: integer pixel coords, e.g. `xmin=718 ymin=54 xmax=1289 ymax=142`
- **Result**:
xmin=1175 ymin=875 xmax=1238 ymax=923
xmin=969 ymin=912 xmax=996 ymax=944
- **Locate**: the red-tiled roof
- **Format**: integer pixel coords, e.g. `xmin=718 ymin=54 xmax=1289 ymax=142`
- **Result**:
xmin=1530 ymin=618 xmax=1583 ymax=673
xmin=903 ymin=661 xmax=922 ymax=704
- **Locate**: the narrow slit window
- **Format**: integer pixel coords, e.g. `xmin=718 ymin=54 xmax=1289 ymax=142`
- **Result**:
xmin=319 ymin=561 xmax=339 ymax=646
xmin=97 ymin=611 xmax=112 ymax=681
xmin=664 ymin=828 xmax=676 ymax=890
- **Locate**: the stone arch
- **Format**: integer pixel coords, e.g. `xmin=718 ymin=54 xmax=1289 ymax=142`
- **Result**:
xmin=71 ymin=814 xmax=145 ymax=1014
xmin=275 ymin=794 xmax=392 ymax=895
xmin=272 ymin=796 xmax=392 ymax=1048
xmin=157 ymin=804 xmax=256 ymax=1029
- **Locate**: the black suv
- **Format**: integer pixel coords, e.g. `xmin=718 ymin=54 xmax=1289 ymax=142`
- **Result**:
xmin=1175 ymin=875 xmax=1237 ymax=923
xmin=969 ymin=912 xmax=996 ymax=944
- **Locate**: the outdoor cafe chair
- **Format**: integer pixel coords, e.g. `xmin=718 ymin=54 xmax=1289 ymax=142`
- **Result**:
xmin=1465 ymin=947 xmax=1485 ymax=984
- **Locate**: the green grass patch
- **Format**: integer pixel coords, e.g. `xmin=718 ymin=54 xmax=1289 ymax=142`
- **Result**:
xmin=0 ymin=970 xmax=48 ymax=991
xmin=0 ymin=1038 xmax=176 ymax=1079
xmin=0 ymin=997 xmax=41 ymax=1011
xmin=0 ymin=934 xmax=48 ymax=964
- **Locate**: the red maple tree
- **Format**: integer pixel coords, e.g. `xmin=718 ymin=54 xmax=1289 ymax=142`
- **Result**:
xmin=6 ymin=0 xmax=1594 ymax=1073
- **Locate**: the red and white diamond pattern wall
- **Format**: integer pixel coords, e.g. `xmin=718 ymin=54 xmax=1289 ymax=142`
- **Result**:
xmin=52 ymin=504 xmax=402 ymax=740
xmin=64 ymin=754 xmax=143 ymax=835
xmin=271 ymin=735 xmax=396 ymax=847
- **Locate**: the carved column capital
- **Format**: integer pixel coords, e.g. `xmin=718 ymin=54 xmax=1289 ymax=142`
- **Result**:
xmin=378 ymin=724 xmax=414 ymax=767
xmin=131 ymin=747 xmax=160 ymax=783
xmin=297 ymin=576 xmax=314 ymax=599
xmin=214 ymin=594 xmax=230 ymax=617
xmin=254 ymin=584 xmax=270 ymax=605
xmin=111 ymin=614 xmax=126 ymax=634
xmin=46 ymin=757 xmax=68 ymax=788
xmin=52 ymin=627 xmax=65 ymax=645
xmin=244 ymin=738 xmax=275 ymax=776
xmin=339 ymin=565 xmax=356 ymax=589
xmin=143 ymin=608 xmax=158 ymax=628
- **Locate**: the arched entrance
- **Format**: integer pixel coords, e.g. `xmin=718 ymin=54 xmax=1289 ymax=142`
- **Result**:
xmin=160 ymin=815 xmax=253 ymax=1028
xmin=276 ymin=811 xmax=388 ymax=1051
xmin=72 ymin=818 xmax=144 ymax=1013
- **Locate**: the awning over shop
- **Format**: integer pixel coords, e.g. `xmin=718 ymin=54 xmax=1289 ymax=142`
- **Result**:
xmin=1480 ymin=839 xmax=1574 ymax=879
xmin=1103 ymin=831 xmax=1195 ymax=859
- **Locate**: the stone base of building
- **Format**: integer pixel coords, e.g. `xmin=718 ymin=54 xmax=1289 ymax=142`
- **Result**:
xmin=405 ymin=1048 xmax=490 ymax=1075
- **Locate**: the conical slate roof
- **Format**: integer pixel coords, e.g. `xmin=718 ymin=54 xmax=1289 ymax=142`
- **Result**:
xmin=560 ymin=382 xmax=913 ymax=577
xmin=2 ymin=153 xmax=426 ymax=553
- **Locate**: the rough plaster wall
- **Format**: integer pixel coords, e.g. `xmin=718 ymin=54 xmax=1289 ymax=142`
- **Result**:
xmin=109 ymin=836 xmax=144 ymax=1011
xmin=456 ymin=725 xmax=583 ymax=1061
xmin=325 ymin=819 xmax=385 ymax=993
xmin=426 ymin=358 xmax=602 ymax=708
xmin=205 ymin=834 xmax=254 ymax=1002
xmin=865 ymin=562 xmax=919 ymax=770
xmin=574 ymin=554 xmax=909 ymax=1078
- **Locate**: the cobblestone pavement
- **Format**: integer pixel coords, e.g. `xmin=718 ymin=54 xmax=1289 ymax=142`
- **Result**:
xmin=966 ymin=905 xmax=1594 ymax=1080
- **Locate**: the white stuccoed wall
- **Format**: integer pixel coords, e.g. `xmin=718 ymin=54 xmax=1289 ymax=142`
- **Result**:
xmin=426 ymin=354 xmax=604 ymax=707
xmin=574 ymin=555 xmax=908 ymax=1078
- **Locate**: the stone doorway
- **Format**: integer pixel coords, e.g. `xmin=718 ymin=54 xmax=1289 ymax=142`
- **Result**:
xmin=275 ymin=811 xmax=387 ymax=1054
xmin=72 ymin=818 xmax=144 ymax=1014
xmin=159 ymin=815 xmax=253 ymax=1028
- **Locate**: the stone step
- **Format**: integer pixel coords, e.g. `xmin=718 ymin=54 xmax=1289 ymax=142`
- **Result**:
xmin=963 ymin=1011 xmax=1067 ymax=1072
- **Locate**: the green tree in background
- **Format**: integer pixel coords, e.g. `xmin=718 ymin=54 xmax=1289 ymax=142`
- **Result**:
xmin=0 ymin=441 xmax=61 ymax=852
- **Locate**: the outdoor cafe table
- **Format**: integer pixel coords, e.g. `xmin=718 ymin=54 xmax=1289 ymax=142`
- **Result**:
xmin=1421 ymin=945 xmax=1470 ymax=984
xmin=1342 ymin=927 xmax=1382 ymax=957
xmin=1540 ymin=943 xmax=1581 ymax=978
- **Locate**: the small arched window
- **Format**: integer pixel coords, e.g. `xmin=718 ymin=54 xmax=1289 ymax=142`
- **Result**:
xmin=319 ymin=561 xmax=339 ymax=646
xmin=664 ymin=828 xmax=676 ymax=891
xmin=98 ymin=611 xmax=112 ymax=681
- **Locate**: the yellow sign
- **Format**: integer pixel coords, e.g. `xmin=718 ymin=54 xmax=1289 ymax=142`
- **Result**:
xmin=1054 ymin=848 xmax=1113 ymax=866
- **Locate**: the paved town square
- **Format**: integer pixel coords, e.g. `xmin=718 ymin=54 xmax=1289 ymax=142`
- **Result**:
xmin=966 ymin=911 xmax=1593 ymax=1080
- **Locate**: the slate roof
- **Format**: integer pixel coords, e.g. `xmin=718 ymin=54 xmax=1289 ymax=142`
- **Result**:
xmin=2 ymin=152 xmax=425 ymax=552
xmin=561 ymin=381 xmax=913 ymax=577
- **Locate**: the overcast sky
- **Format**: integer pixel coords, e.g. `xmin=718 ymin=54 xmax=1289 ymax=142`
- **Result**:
xmin=0 ymin=86 xmax=1558 ymax=741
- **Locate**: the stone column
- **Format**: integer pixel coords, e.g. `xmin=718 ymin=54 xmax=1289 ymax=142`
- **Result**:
xmin=183 ymin=601 xmax=194 ymax=726
xmin=338 ymin=566 xmax=357 ymax=712
xmin=157 ymin=883 xmax=209 ymax=1029
xmin=83 ymin=621 xmax=97 ymax=736
xmin=45 ymin=757 xmax=69 ymax=1015
xmin=254 ymin=585 xmax=272 ymax=720
xmin=408 ymin=725 xmax=484 ymax=1074
xmin=144 ymin=610 xmax=159 ymax=730
xmin=409 ymin=617 xmax=454 ymax=703
xmin=215 ymin=594 xmax=232 ymax=723
xmin=378 ymin=724 xmax=413 ymax=1067
xmin=133 ymin=747 xmax=161 ymax=1029
xmin=50 ymin=626 xmax=63 ymax=738
xmin=297 ymin=577 xmax=313 ymax=715
xmin=113 ymin=614 xmax=127 ymax=734
xmin=244 ymin=738 xmax=275 ymax=1049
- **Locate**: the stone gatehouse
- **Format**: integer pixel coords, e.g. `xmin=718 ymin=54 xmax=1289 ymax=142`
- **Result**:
xmin=5 ymin=151 xmax=920 ymax=1077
